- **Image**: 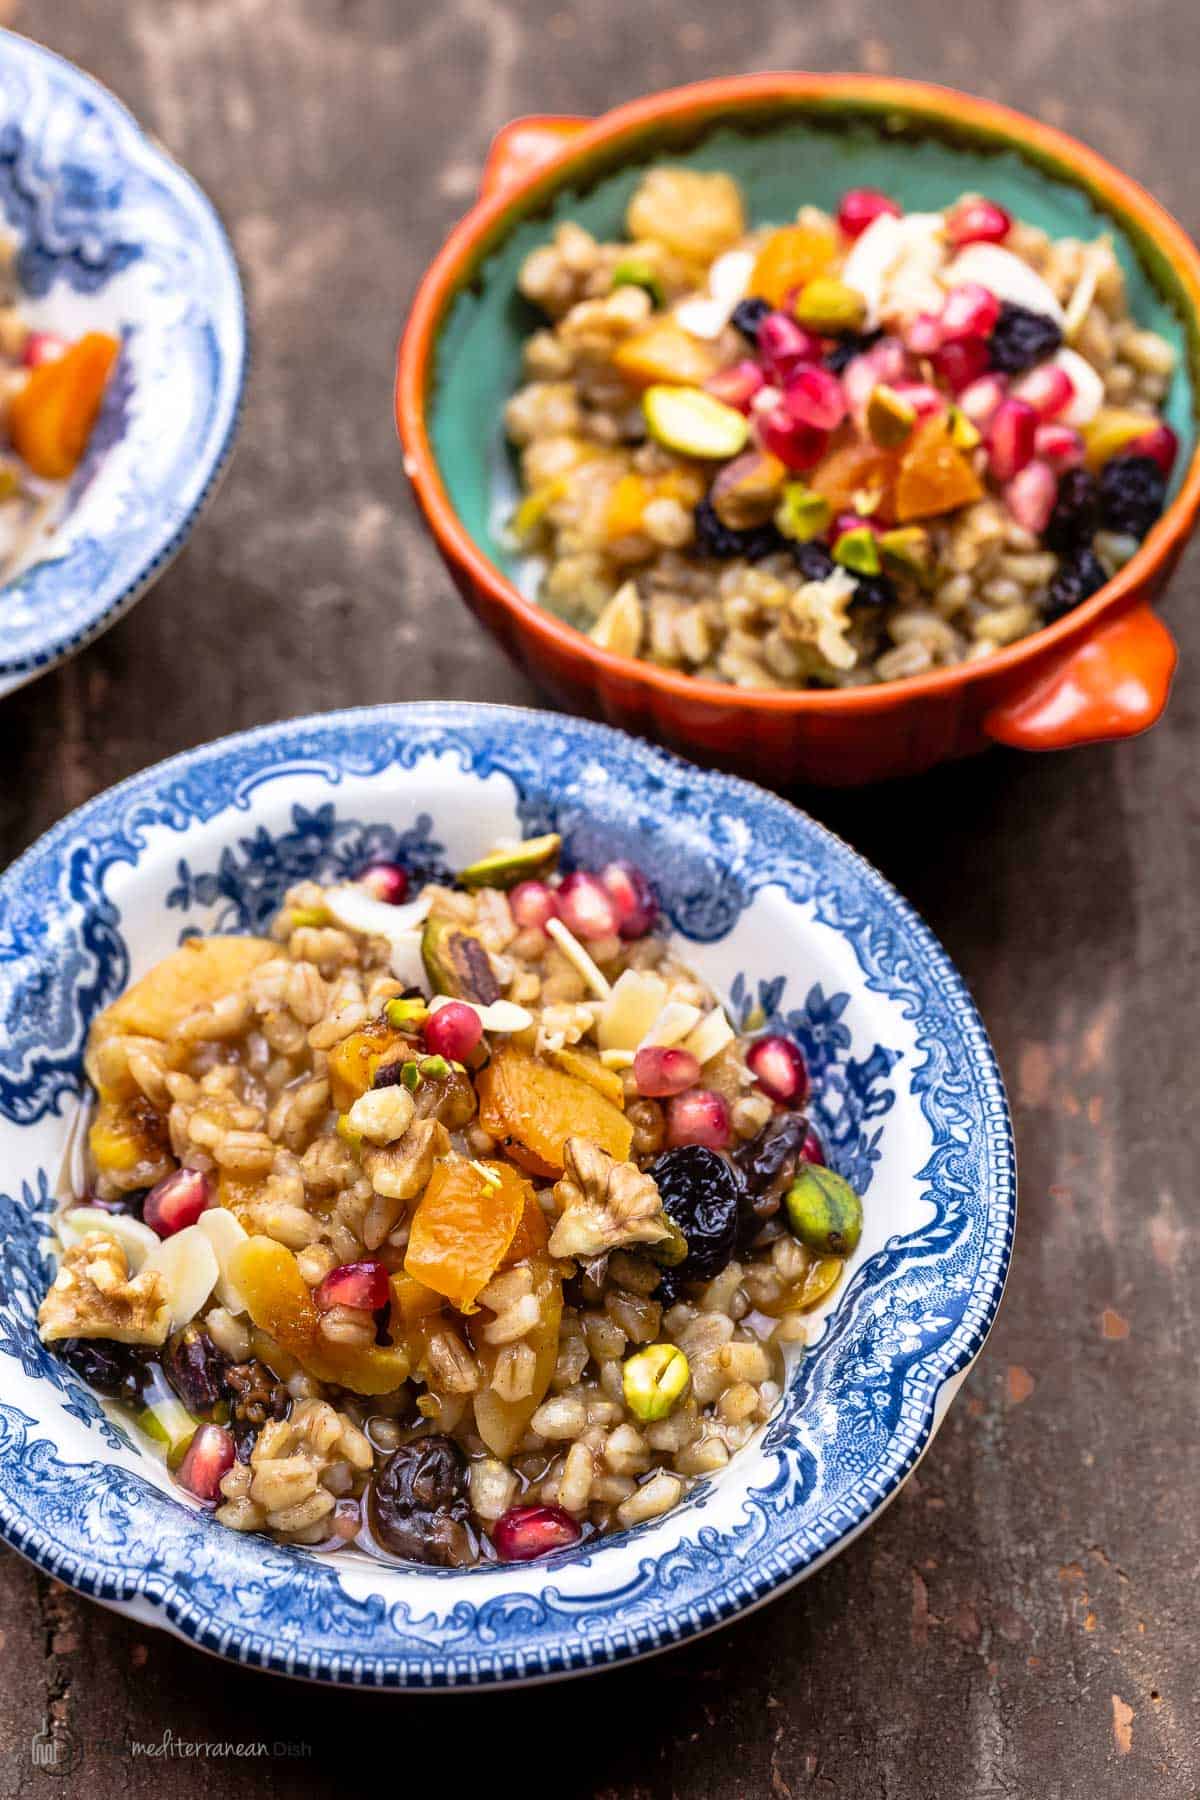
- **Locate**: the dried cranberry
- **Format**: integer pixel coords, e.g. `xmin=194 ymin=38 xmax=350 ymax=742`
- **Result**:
xmin=163 ymin=1327 xmax=229 ymax=1414
xmin=56 ymin=1336 xmax=150 ymax=1405
xmin=987 ymin=303 xmax=1063 ymax=376
xmin=1044 ymin=466 xmax=1100 ymax=553
xmin=1044 ymin=548 xmax=1108 ymax=622
xmin=732 ymin=1114 xmax=811 ymax=1249
xmin=368 ymin=1435 xmax=473 ymax=1566
xmin=849 ymin=573 xmax=897 ymax=609
xmin=649 ymin=1145 xmax=741 ymax=1286
xmin=730 ymin=296 xmax=772 ymax=345
xmin=1098 ymin=455 xmax=1167 ymax=539
xmin=789 ymin=540 xmax=836 ymax=582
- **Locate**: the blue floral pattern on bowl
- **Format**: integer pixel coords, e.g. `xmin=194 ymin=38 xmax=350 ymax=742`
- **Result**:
xmin=0 ymin=704 xmax=1016 ymax=1687
xmin=0 ymin=30 xmax=246 ymax=692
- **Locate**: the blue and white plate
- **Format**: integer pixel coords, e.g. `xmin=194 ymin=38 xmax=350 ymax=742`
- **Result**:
xmin=0 ymin=30 xmax=245 ymax=695
xmin=0 ymin=705 xmax=1015 ymax=1687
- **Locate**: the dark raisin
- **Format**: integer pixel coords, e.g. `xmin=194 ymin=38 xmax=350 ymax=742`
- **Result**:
xmin=56 ymin=1337 xmax=151 ymax=1405
xmin=987 ymin=302 xmax=1063 ymax=375
xmin=1044 ymin=548 xmax=1108 ymax=622
xmin=1044 ymin=466 xmax=1100 ymax=552
xmin=163 ymin=1327 xmax=229 ymax=1415
xmin=1098 ymin=454 xmax=1166 ymax=539
xmin=80 ymin=1187 xmax=150 ymax=1218
xmin=732 ymin=1114 xmax=811 ymax=1251
xmin=825 ymin=328 xmax=884 ymax=375
xmin=368 ymin=1435 xmax=474 ymax=1566
xmin=225 ymin=1358 xmax=291 ymax=1462
xmin=789 ymin=540 xmax=836 ymax=582
xmin=694 ymin=498 xmax=782 ymax=562
xmin=850 ymin=572 xmax=896 ymax=608
xmin=730 ymin=296 xmax=772 ymax=345
xmin=648 ymin=1146 xmax=741 ymax=1288
xmin=371 ymin=1060 xmax=409 ymax=1090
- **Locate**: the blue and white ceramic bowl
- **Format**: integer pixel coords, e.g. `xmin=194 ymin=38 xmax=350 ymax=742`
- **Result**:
xmin=0 ymin=705 xmax=1015 ymax=1686
xmin=0 ymin=30 xmax=245 ymax=696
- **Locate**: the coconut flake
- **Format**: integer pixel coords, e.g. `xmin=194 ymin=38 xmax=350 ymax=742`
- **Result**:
xmin=673 ymin=248 xmax=755 ymax=339
xmin=595 ymin=969 xmax=668 ymax=1052
xmin=388 ymin=930 xmax=428 ymax=991
xmin=944 ymin=244 xmax=1065 ymax=325
xmin=427 ymin=993 xmax=534 ymax=1033
xmin=1053 ymin=347 xmax=1105 ymax=426
xmin=1062 ymin=242 xmax=1106 ymax=342
xmin=323 ymin=884 xmax=432 ymax=940
xmin=545 ymin=916 xmax=612 ymax=999
xmin=58 ymin=1207 xmax=160 ymax=1271
xmin=840 ymin=212 xmax=905 ymax=326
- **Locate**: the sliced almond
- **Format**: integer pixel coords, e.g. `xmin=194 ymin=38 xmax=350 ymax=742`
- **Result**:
xmin=589 ymin=581 xmax=643 ymax=659
xmin=595 ymin=968 xmax=667 ymax=1051
xmin=682 ymin=1007 xmax=735 ymax=1066
xmin=58 ymin=1207 xmax=160 ymax=1272
xmin=427 ymin=993 xmax=534 ymax=1033
xmin=195 ymin=1207 xmax=252 ymax=1315
xmin=545 ymin=917 xmax=612 ymax=999
xmin=639 ymin=1001 xmax=703 ymax=1049
xmin=599 ymin=1048 xmax=636 ymax=1070
xmin=142 ymin=1225 xmax=219 ymax=1333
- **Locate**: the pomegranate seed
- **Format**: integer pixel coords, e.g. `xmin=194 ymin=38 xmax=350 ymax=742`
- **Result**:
xmin=1034 ymin=422 xmax=1086 ymax=471
xmin=782 ymin=365 xmax=847 ymax=431
xmin=931 ymin=338 xmax=990 ymax=393
xmin=705 ymin=360 xmax=766 ymax=414
xmin=759 ymin=405 xmax=828 ymax=473
xmin=1127 ymin=422 xmax=1179 ymax=476
xmin=358 ymin=862 xmax=408 ymax=904
xmin=946 ymin=197 xmax=1012 ymax=247
xmin=315 ymin=1259 xmax=390 ymax=1312
xmin=987 ymin=398 xmax=1039 ymax=482
xmin=837 ymin=187 xmax=901 ymax=240
xmin=756 ymin=313 xmax=824 ymax=384
xmin=556 ymin=871 xmax=619 ymax=940
xmin=22 ymin=331 xmax=67 ymax=368
xmin=1003 ymin=458 xmax=1057 ymax=534
xmin=143 ymin=1168 xmax=212 ymax=1238
xmin=176 ymin=1424 xmax=235 ymax=1503
xmin=844 ymin=337 xmax=908 ymax=419
xmin=938 ymin=283 xmax=1001 ymax=343
xmin=510 ymin=879 xmax=560 ymax=931
xmin=633 ymin=1045 xmax=702 ymax=1098
xmin=424 ymin=999 xmax=483 ymax=1061
xmin=493 ymin=1503 xmax=581 ymax=1562
xmin=665 ymin=1088 xmax=732 ymax=1150
xmin=890 ymin=380 xmax=946 ymax=419
xmin=906 ymin=312 xmax=944 ymax=356
xmin=1013 ymin=362 xmax=1075 ymax=421
xmin=746 ymin=1035 xmax=810 ymax=1107
xmin=957 ymin=374 xmax=1009 ymax=428
xmin=599 ymin=860 xmax=658 ymax=938
xmin=799 ymin=1125 xmax=826 ymax=1166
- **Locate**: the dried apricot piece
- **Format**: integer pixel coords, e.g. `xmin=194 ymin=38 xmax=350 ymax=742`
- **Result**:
xmin=809 ymin=436 xmax=900 ymax=522
xmin=749 ymin=225 xmax=838 ymax=308
xmin=404 ymin=1157 xmax=528 ymax=1313
xmin=229 ymin=1235 xmax=410 ymax=1394
xmin=327 ymin=1016 xmax=413 ymax=1110
xmin=477 ymin=1046 xmax=633 ymax=1177
xmin=612 ymin=318 xmax=724 ymax=389
xmin=894 ymin=412 xmax=985 ymax=522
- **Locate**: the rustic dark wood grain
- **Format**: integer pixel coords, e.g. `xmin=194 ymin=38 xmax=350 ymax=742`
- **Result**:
xmin=1 ymin=3 xmax=1197 ymax=1795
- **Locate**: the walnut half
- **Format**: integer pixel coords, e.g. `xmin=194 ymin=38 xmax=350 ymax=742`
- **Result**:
xmin=38 ymin=1231 xmax=170 ymax=1347
xmin=548 ymin=1136 xmax=672 ymax=1260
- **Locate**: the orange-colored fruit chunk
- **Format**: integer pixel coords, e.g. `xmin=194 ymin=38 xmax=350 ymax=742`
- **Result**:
xmin=894 ymin=412 xmax=985 ymax=522
xmin=810 ymin=437 xmax=900 ymax=522
xmin=612 ymin=318 xmax=724 ymax=388
xmin=404 ymin=1157 xmax=528 ymax=1313
xmin=10 ymin=332 xmax=120 ymax=479
xmin=477 ymin=1046 xmax=633 ymax=1177
xmin=230 ymin=1235 xmax=410 ymax=1394
xmin=502 ymin=1188 xmax=551 ymax=1266
xmin=327 ymin=1016 xmax=412 ymax=1110
xmin=749 ymin=225 xmax=837 ymax=308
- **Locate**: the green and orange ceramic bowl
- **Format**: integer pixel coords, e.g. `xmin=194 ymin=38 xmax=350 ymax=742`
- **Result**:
xmin=396 ymin=74 xmax=1200 ymax=786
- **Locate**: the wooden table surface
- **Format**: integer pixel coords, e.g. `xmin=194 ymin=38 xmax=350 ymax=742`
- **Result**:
xmin=2 ymin=3 xmax=1197 ymax=1795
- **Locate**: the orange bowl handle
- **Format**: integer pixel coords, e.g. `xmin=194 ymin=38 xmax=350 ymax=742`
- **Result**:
xmin=479 ymin=116 xmax=590 ymax=201
xmin=983 ymin=602 xmax=1178 ymax=750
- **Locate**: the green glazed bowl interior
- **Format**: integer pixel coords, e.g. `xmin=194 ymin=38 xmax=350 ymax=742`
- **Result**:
xmin=430 ymin=104 xmax=1198 ymax=591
